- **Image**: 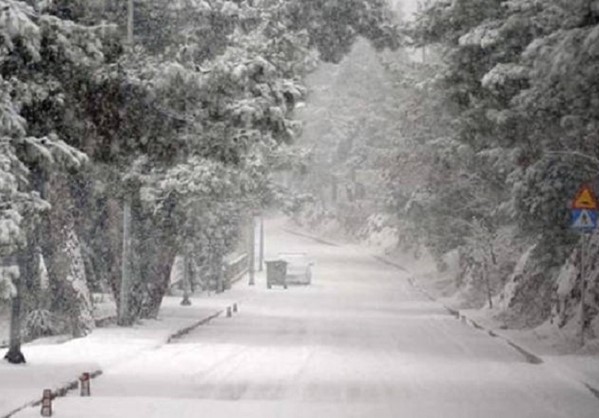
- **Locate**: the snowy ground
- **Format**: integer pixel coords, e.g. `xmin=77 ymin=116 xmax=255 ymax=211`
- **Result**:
xmin=5 ymin=218 xmax=599 ymax=417
xmin=0 ymin=292 xmax=243 ymax=417
xmin=0 ymin=294 xmax=117 ymax=349
xmin=297 ymin=217 xmax=599 ymax=397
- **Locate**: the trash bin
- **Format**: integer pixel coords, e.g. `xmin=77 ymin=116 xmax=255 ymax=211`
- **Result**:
xmin=265 ymin=259 xmax=288 ymax=289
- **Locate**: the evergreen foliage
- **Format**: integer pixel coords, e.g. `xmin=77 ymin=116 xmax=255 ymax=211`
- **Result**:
xmin=1 ymin=0 xmax=399 ymax=362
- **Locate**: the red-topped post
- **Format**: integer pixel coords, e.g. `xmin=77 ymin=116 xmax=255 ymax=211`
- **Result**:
xmin=41 ymin=389 xmax=52 ymax=416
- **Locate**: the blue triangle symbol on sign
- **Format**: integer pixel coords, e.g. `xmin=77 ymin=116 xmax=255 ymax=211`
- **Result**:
xmin=571 ymin=209 xmax=597 ymax=230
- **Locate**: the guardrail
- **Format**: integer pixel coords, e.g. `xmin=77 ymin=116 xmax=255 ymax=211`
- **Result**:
xmin=169 ymin=252 xmax=249 ymax=293
xmin=224 ymin=252 xmax=249 ymax=288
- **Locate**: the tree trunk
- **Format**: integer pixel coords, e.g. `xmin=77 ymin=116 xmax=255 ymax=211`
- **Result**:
xmin=484 ymin=261 xmax=493 ymax=309
xmin=104 ymin=198 xmax=123 ymax=304
xmin=180 ymin=250 xmax=192 ymax=306
xmin=46 ymin=173 xmax=95 ymax=338
xmin=64 ymin=227 xmax=95 ymax=337
xmin=6 ymin=211 xmax=41 ymax=364
xmin=139 ymin=248 xmax=176 ymax=319
xmin=48 ymin=220 xmax=95 ymax=338
xmin=5 ymin=254 xmax=25 ymax=364
xmin=127 ymin=192 xmax=178 ymax=320
xmin=210 ymin=242 xmax=225 ymax=293
xmin=25 ymin=165 xmax=45 ymax=313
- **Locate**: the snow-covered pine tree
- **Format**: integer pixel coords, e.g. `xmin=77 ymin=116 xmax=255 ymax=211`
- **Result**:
xmin=1 ymin=0 xmax=106 ymax=362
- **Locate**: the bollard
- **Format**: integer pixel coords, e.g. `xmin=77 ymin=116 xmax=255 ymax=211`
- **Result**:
xmin=79 ymin=372 xmax=91 ymax=396
xmin=41 ymin=389 xmax=52 ymax=417
xmin=233 ymin=303 xmax=238 ymax=313
xmin=226 ymin=307 xmax=232 ymax=317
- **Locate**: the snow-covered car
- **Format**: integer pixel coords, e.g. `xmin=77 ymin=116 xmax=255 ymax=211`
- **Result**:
xmin=277 ymin=252 xmax=313 ymax=285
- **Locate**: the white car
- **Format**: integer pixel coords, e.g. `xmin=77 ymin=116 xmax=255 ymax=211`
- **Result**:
xmin=277 ymin=252 xmax=313 ymax=285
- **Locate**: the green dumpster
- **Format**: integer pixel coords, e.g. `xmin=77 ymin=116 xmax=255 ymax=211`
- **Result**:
xmin=265 ymin=259 xmax=287 ymax=289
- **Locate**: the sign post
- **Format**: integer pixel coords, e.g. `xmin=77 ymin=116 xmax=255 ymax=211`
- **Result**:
xmin=570 ymin=184 xmax=598 ymax=346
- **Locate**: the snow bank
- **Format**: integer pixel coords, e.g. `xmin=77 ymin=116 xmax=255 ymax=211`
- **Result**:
xmin=495 ymin=244 xmax=536 ymax=311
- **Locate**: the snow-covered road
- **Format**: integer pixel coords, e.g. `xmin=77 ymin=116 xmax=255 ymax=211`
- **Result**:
xmin=15 ymin=221 xmax=599 ymax=417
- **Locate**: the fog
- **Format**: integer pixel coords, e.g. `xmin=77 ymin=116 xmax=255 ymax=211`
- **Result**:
xmin=2 ymin=1 xmax=599 ymax=417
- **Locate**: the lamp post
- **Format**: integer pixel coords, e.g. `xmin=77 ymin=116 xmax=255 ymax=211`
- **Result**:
xmin=248 ymin=216 xmax=255 ymax=285
xmin=127 ymin=0 xmax=134 ymax=45
xmin=259 ymin=215 xmax=264 ymax=272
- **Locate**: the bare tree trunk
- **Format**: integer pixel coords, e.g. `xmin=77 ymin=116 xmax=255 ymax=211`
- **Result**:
xmin=484 ymin=261 xmax=493 ymax=309
xmin=142 ymin=251 xmax=175 ymax=319
xmin=6 ymin=206 xmax=42 ymax=363
xmin=215 ymin=251 xmax=225 ymax=293
xmin=44 ymin=172 xmax=95 ymax=338
xmin=180 ymin=249 xmax=192 ymax=306
xmin=104 ymin=198 xmax=122 ymax=304
xmin=4 ymin=255 xmax=25 ymax=364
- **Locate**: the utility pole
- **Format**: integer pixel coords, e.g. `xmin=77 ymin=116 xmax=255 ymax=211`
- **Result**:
xmin=118 ymin=202 xmax=131 ymax=325
xmin=248 ymin=217 xmax=255 ymax=285
xmin=258 ymin=216 xmax=264 ymax=272
xmin=418 ymin=1 xmax=426 ymax=64
xmin=127 ymin=0 xmax=134 ymax=45
xmin=580 ymin=233 xmax=589 ymax=346
xmin=570 ymin=183 xmax=598 ymax=346
xmin=118 ymin=1 xmax=134 ymax=326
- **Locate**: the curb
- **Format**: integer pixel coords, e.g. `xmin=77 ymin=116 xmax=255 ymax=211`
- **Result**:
xmin=285 ymin=231 xmax=553 ymax=370
xmin=584 ymin=383 xmax=599 ymax=400
xmin=1 ymin=370 xmax=104 ymax=418
xmin=285 ymin=229 xmax=548 ymax=368
xmin=166 ymin=310 xmax=223 ymax=343
xmin=94 ymin=315 xmax=117 ymax=328
xmin=1 ymin=309 xmax=224 ymax=418
xmin=457 ymin=314 xmax=543 ymax=364
xmin=375 ymin=253 xmax=599 ymax=401
xmin=371 ymin=255 xmax=408 ymax=272
xmin=373 ymin=254 xmax=544 ymax=365
xmin=281 ymin=228 xmax=340 ymax=247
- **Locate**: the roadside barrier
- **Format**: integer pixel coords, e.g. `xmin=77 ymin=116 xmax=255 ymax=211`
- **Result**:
xmin=40 ymin=390 xmax=52 ymax=417
xmin=79 ymin=372 xmax=91 ymax=396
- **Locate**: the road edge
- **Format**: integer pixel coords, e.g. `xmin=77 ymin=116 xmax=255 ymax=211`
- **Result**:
xmin=280 ymin=226 xmax=547 ymax=367
xmin=1 ymin=309 xmax=224 ymax=418
xmin=281 ymin=227 xmax=341 ymax=247
xmin=375 ymin=253 xmax=599 ymax=401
